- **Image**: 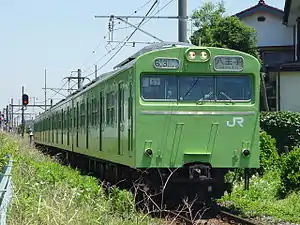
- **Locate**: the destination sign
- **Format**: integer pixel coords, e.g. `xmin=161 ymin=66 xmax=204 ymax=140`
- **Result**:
xmin=153 ymin=58 xmax=180 ymax=69
xmin=214 ymin=56 xmax=244 ymax=71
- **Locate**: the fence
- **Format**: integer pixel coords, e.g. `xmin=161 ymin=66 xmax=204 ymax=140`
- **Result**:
xmin=0 ymin=155 xmax=13 ymax=225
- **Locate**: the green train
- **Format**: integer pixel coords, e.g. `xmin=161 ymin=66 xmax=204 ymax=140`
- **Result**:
xmin=33 ymin=42 xmax=260 ymax=202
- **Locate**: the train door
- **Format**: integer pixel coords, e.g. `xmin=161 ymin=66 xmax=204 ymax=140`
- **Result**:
xmin=71 ymin=103 xmax=76 ymax=151
xmin=86 ymin=96 xmax=89 ymax=149
xmin=48 ymin=117 xmax=50 ymax=142
xmin=67 ymin=106 xmax=70 ymax=147
xmin=128 ymin=82 xmax=133 ymax=157
xmin=118 ymin=83 xmax=126 ymax=155
xmin=52 ymin=115 xmax=54 ymax=143
xmin=99 ymin=91 xmax=104 ymax=151
xmin=76 ymin=102 xmax=79 ymax=148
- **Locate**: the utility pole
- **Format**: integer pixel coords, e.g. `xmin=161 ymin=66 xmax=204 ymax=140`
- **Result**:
xmin=5 ymin=105 xmax=8 ymax=131
xmin=178 ymin=0 xmax=188 ymax=42
xmin=64 ymin=69 xmax=89 ymax=92
xmin=78 ymin=69 xmax=82 ymax=89
xmin=44 ymin=69 xmax=47 ymax=111
xmin=94 ymin=0 xmax=189 ymax=44
xmin=10 ymin=98 xmax=13 ymax=129
xmin=95 ymin=64 xmax=98 ymax=79
xmin=21 ymin=86 xmax=25 ymax=138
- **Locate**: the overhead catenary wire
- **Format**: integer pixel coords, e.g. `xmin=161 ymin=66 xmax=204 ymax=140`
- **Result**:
xmin=84 ymin=1 xmax=159 ymax=79
xmin=42 ymin=2 xmax=155 ymax=104
xmin=43 ymin=0 xmax=173 ymax=105
xmin=79 ymin=0 xmax=156 ymax=74
xmin=84 ymin=0 xmax=175 ymax=79
xmin=39 ymin=80 xmax=69 ymax=104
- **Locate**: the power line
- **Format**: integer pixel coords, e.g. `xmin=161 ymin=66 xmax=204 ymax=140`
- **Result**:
xmin=79 ymin=0 xmax=156 ymax=74
xmin=84 ymin=0 xmax=159 ymax=79
xmin=39 ymin=80 xmax=69 ymax=104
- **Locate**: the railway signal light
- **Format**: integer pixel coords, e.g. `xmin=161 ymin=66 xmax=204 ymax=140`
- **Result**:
xmin=22 ymin=94 xmax=29 ymax=106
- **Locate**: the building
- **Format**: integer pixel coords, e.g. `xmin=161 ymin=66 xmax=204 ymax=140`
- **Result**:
xmin=235 ymin=0 xmax=295 ymax=111
xmin=264 ymin=0 xmax=300 ymax=112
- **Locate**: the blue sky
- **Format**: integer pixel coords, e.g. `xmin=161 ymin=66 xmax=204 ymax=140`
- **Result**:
xmin=0 ymin=0 xmax=284 ymax=121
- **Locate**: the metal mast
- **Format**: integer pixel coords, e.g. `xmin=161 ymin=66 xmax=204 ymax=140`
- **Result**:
xmin=178 ymin=0 xmax=188 ymax=42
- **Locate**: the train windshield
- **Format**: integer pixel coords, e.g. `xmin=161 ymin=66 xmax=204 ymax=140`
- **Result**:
xmin=141 ymin=75 xmax=252 ymax=102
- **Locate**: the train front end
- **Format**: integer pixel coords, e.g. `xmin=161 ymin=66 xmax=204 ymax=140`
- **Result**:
xmin=134 ymin=44 xmax=260 ymax=199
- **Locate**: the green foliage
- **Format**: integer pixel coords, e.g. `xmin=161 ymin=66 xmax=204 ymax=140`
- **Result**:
xmin=259 ymin=130 xmax=279 ymax=174
xmin=108 ymin=187 xmax=136 ymax=216
xmin=219 ymin=129 xmax=300 ymax=224
xmin=278 ymin=147 xmax=300 ymax=198
xmin=260 ymin=111 xmax=300 ymax=153
xmin=191 ymin=0 xmax=225 ymax=28
xmin=0 ymin=135 xmax=15 ymax=170
xmin=219 ymin=171 xmax=300 ymax=224
xmin=0 ymin=133 xmax=161 ymax=225
xmin=228 ymin=131 xmax=279 ymax=184
xmin=190 ymin=0 xmax=259 ymax=59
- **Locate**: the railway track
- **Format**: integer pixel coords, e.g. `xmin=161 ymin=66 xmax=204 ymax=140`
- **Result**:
xmin=217 ymin=210 xmax=259 ymax=225
xmin=38 ymin=146 xmax=261 ymax=225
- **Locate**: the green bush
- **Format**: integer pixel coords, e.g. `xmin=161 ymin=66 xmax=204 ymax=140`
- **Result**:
xmin=278 ymin=147 xmax=300 ymax=198
xmin=260 ymin=111 xmax=300 ymax=153
xmin=0 ymin=133 xmax=160 ymax=225
xmin=227 ymin=131 xmax=279 ymax=184
xmin=259 ymin=130 xmax=279 ymax=174
xmin=108 ymin=187 xmax=136 ymax=216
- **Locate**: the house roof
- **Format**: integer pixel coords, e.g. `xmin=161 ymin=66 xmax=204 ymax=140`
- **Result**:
xmin=266 ymin=61 xmax=300 ymax=72
xmin=235 ymin=0 xmax=284 ymax=19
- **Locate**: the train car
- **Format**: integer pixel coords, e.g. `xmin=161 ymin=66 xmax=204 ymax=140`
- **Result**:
xmin=33 ymin=42 xmax=260 ymax=202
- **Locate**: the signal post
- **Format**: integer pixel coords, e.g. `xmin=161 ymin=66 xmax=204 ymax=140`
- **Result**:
xmin=8 ymin=86 xmax=52 ymax=138
xmin=22 ymin=86 xmax=27 ymax=137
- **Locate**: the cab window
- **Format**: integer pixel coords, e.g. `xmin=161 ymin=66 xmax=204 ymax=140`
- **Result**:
xmin=141 ymin=74 xmax=252 ymax=102
xmin=141 ymin=75 xmax=177 ymax=100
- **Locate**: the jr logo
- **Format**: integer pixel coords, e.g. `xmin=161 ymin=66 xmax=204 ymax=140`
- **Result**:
xmin=226 ymin=117 xmax=244 ymax=127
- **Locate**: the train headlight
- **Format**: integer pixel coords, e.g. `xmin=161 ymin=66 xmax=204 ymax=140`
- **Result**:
xmin=242 ymin=149 xmax=250 ymax=157
xmin=144 ymin=148 xmax=153 ymax=157
xmin=188 ymin=51 xmax=196 ymax=60
xmin=199 ymin=51 xmax=208 ymax=60
xmin=185 ymin=48 xmax=210 ymax=62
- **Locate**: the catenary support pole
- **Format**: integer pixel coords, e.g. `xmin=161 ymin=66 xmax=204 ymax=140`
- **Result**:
xmin=95 ymin=64 xmax=98 ymax=79
xmin=78 ymin=69 xmax=82 ymax=89
xmin=21 ymin=86 xmax=25 ymax=138
xmin=178 ymin=0 xmax=187 ymax=42
xmin=44 ymin=69 xmax=47 ymax=111
xmin=11 ymin=98 xmax=13 ymax=130
xmin=6 ymin=105 xmax=8 ymax=131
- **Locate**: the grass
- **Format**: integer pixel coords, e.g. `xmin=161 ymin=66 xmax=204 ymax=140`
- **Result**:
xmin=219 ymin=170 xmax=300 ymax=224
xmin=0 ymin=133 xmax=164 ymax=225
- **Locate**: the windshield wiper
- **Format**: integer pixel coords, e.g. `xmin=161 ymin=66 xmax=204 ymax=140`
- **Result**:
xmin=196 ymin=92 xmax=213 ymax=105
xmin=220 ymin=92 xmax=234 ymax=104
xmin=181 ymin=78 xmax=199 ymax=100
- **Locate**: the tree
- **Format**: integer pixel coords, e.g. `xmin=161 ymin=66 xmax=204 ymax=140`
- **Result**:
xmin=190 ymin=0 xmax=260 ymax=59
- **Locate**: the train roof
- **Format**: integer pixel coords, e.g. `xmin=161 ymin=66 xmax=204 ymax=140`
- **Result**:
xmin=113 ymin=41 xmax=193 ymax=69
xmin=43 ymin=42 xmax=194 ymax=112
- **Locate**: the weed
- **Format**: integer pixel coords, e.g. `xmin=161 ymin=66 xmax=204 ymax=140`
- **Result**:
xmin=219 ymin=170 xmax=300 ymax=224
xmin=0 ymin=133 xmax=163 ymax=225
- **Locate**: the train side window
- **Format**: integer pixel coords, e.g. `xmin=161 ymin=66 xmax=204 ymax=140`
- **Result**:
xmin=100 ymin=92 xmax=104 ymax=125
xmin=91 ymin=97 xmax=97 ymax=126
xmin=65 ymin=110 xmax=67 ymax=130
xmin=86 ymin=97 xmax=89 ymax=127
xmin=91 ymin=98 xmax=94 ymax=125
xmin=56 ymin=112 xmax=59 ymax=144
xmin=80 ymin=101 xmax=85 ymax=127
xmin=128 ymin=82 xmax=132 ymax=120
xmin=95 ymin=98 xmax=99 ymax=125
xmin=106 ymin=91 xmax=116 ymax=125
xmin=118 ymin=83 xmax=125 ymax=123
